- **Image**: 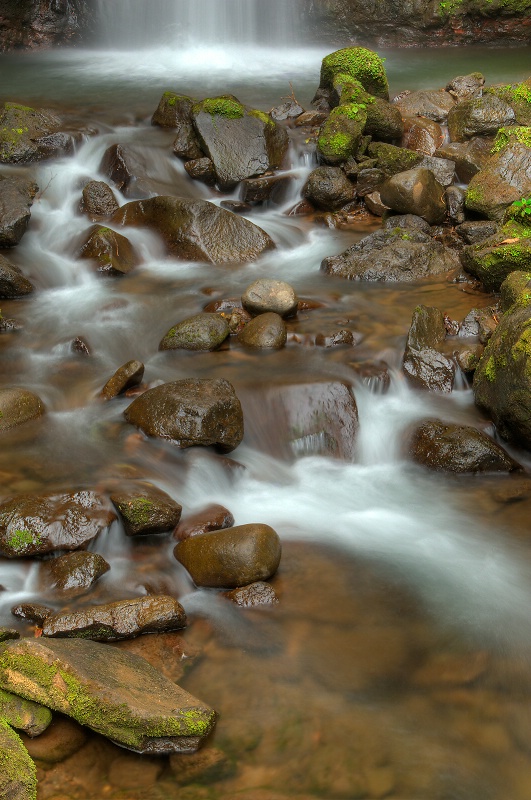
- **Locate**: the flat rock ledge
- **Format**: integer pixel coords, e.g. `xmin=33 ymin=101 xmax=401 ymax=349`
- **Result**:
xmin=0 ymin=638 xmax=216 ymax=754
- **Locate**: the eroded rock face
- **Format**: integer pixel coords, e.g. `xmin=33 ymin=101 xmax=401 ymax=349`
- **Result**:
xmin=0 ymin=387 xmax=45 ymax=433
xmin=0 ymin=174 xmax=38 ymax=247
xmin=0 ymin=638 xmax=216 ymax=753
xmin=124 ymin=378 xmax=244 ymax=452
xmin=0 ymin=1 xmax=87 ymax=51
xmin=0 ymin=490 xmax=115 ymax=557
xmin=111 ymin=483 xmax=182 ymax=536
xmin=111 ymin=196 xmax=275 ymax=263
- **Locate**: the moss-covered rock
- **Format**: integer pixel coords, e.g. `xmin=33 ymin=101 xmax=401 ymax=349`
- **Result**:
xmin=0 ymin=102 xmax=61 ymax=164
xmin=0 ymin=716 xmax=37 ymax=800
xmin=78 ymin=225 xmax=139 ymax=276
xmin=447 ymin=94 xmax=515 ymax=141
xmin=0 ymin=687 xmax=52 ymax=736
xmin=111 ymin=483 xmax=182 ymax=536
xmin=317 ymin=103 xmax=367 ymax=164
xmin=484 ymin=78 xmax=531 ymax=126
xmin=500 ymin=270 xmax=531 ymax=312
xmin=319 ymin=47 xmax=389 ymax=100
xmin=367 ymin=142 xmax=423 ymax=176
xmin=461 ymin=219 xmax=531 ymax=291
xmin=159 ymin=313 xmax=230 ymax=351
xmin=237 ymin=312 xmax=287 ymax=349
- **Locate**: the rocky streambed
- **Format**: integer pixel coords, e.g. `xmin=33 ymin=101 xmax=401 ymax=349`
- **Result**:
xmin=0 ymin=45 xmax=531 ymax=800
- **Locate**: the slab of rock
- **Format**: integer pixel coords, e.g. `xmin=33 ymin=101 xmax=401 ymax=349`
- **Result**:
xmin=0 ymin=717 xmax=37 ymax=800
xmin=448 ymin=94 xmax=515 ymax=142
xmin=403 ymin=305 xmax=455 ymax=392
xmin=159 ymin=313 xmax=229 ymax=351
xmin=174 ymin=504 xmax=234 ymax=541
xmin=111 ymin=483 xmax=182 ymax=536
xmin=42 ymin=595 xmax=186 ymax=641
xmin=111 ymin=196 xmax=274 ymax=264
xmin=174 ymin=523 xmax=281 ymax=588
xmin=0 ymin=686 xmax=52 ymax=736
xmin=0 ymin=387 xmax=45 ymax=433
xmin=124 ymin=378 xmax=244 ymax=452
xmin=0 ymin=255 xmax=34 ymax=299
xmin=379 ymin=167 xmax=446 ymax=225
xmin=223 ymin=581 xmax=279 ymax=607
xmin=79 ymin=180 xmax=119 ymax=222
xmin=237 ymin=312 xmax=287 ymax=349
xmin=78 ymin=225 xmax=138 ymax=276
xmin=393 ymin=90 xmax=455 ymax=122
xmin=409 ymin=419 xmax=521 ymax=473
xmin=0 ymin=175 xmax=38 ymax=247
xmin=0 ymin=637 xmax=216 ymax=753
xmin=100 ymin=360 xmax=144 ymax=400
xmin=38 ymin=551 xmax=110 ymax=599
xmin=0 ymin=489 xmax=115 ymax=557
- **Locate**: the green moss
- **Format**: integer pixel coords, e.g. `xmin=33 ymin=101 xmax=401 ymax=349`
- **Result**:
xmin=440 ymin=0 xmax=531 ymax=17
xmin=491 ymin=125 xmax=531 ymax=153
xmin=248 ymin=109 xmax=273 ymax=126
xmin=119 ymin=496 xmax=155 ymax=525
xmin=484 ymin=355 xmax=497 ymax=381
xmin=367 ymin=141 xmax=422 ymax=174
xmin=6 ymin=528 xmax=40 ymax=553
xmin=320 ymin=47 xmax=388 ymax=99
xmin=198 ymin=97 xmax=245 ymax=119
xmin=0 ymin=124 xmax=29 ymax=157
xmin=0 ymin=717 xmax=37 ymax=800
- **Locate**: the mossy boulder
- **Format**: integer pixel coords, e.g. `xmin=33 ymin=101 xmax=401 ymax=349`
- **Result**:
xmin=447 ymin=94 xmax=515 ymax=141
xmin=159 ymin=313 xmax=230 ymax=351
xmin=460 ymin=219 xmax=531 ymax=291
xmin=0 ymin=687 xmax=52 ymax=738
xmin=317 ymin=103 xmax=367 ymax=164
xmin=0 ymin=637 xmax=216 ymax=753
xmin=38 ymin=551 xmax=110 ymax=599
xmin=379 ymin=167 xmax=446 ymax=225
xmin=0 ymin=716 xmax=37 ymax=800
xmin=473 ymin=306 xmax=531 ymax=448
xmin=0 ymin=387 xmax=45 ymax=433
xmin=364 ymin=97 xmax=403 ymax=142
xmin=331 ymin=74 xmax=372 ymax=107
xmin=485 ymin=79 xmax=531 ymax=126
xmin=99 ymin=360 xmax=144 ymax=400
xmin=78 ymin=225 xmax=138 ymax=276
xmin=0 ymin=255 xmax=34 ymax=298
xmin=0 ymin=174 xmax=38 ymax=247
xmin=110 ymin=483 xmax=182 ymax=536
xmin=319 ymin=47 xmax=389 ymax=100
xmin=367 ymin=142 xmax=423 ymax=176
xmin=302 ymin=165 xmax=357 ymax=210
xmin=111 ymin=196 xmax=274 ymax=264
xmin=500 ymin=270 xmax=531 ymax=312
xmin=152 ymin=92 xmax=203 ymax=160
xmin=124 ymin=378 xmax=244 ymax=452
xmin=0 ymin=102 xmax=62 ymax=164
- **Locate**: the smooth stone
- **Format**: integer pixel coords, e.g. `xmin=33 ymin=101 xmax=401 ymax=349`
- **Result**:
xmin=379 ymin=167 xmax=446 ymax=225
xmin=401 ymin=116 xmax=443 ymax=156
xmin=20 ymin=715 xmax=87 ymax=764
xmin=0 ymin=686 xmax=52 ymax=737
xmin=174 ymin=504 xmax=234 ymax=541
xmin=0 ymin=387 xmax=45 ymax=434
xmin=78 ymin=225 xmax=138 ymax=276
xmin=403 ymin=305 xmax=455 ymax=393
xmin=170 ymin=747 xmax=230 ymax=784
xmin=237 ymin=312 xmax=287 ymax=349
xmin=38 ymin=551 xmax=110 ymax=599
xmin=448 ymin=94 xmax=515 ymax=142
xmin=184 ymin=156 xmax=217 ymax=185
xmin=0 ymin=717 xmax=37 ymax=800
xmin=435 ymin=136 xmax=493 ymax=183
xmin=99 ymin=143 xmax=153 ymax=198
xmin=302 ymin=166 xmax=357 ymax=211
xmin=99 ymin=360 xmax=144 ymax=400
xmin=393 ymin=89 xmax=455 ymax=122
xmin=241 ymin=278 xmax=298 ymax=319
xmin=111 ymin=483 xmax=182 ymax=536
xmin=159 ymin=313 xmax=230 ymax=351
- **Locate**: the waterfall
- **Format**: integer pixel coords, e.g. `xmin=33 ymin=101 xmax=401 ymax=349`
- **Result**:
xmin=95 ymin=0 xmax=303 ymax=49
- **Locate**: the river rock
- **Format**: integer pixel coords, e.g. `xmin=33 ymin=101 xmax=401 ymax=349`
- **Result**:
xmin=100 ymin=359 xmax=144 ymax=400
xmin=111 ymin=483 xmax=182 ymax=536
xmin=270 ymin=99 xmax=304 ymax=121
xmin=446 ymin=185 xmax=466 ymax=224
xmin=0 ymin=255 xmax=34 ymax=298
xmin=0 ymin=637 xmax=216 ymax=753
xmin=321 ymin=226 xmax=459 ymax=282
xmin=401 ymin=116 xmax=443 ymax=156
xmin=152 ymin=92 xmax=203 ymax=160
xmin=20 ymin=715 xmax=87 ymax=764
xmin=38 ymin=551 xmax=110 ymax=598
xmin=364 ymin=97 xmax=403 ymax=142
xmin=419 ymin=155 xmax=456 ymax=188
xmin=393 ymin=89 xmax=456 ymax=122
xmin=174 ymin=504 xmax=234 ymax=541
xmin=448 ymin=94 xmax=515 ymax=141
xmin=0 ymin=174 xmax=38 ymax=247
xmin=460 ymin=218 xmax=531 ymax=292
xmin=500 ymin=270 xmax=531 ymax=312
xmin=455 ymin=219 xmax=499 ymax=245
xmin=485 ymin=79 xmax=531 ymax=126
xmin=379 ymin=167 xmax=446 ymax=225
xmin=159 ymin=312 xmax=230 ymax=351
xmin=111 ymin=196 xmax=275 ymax=263
xmin=0 ymin=717 xmax=37 ymax=800
xmin=240 ymin=173 xmax=294 ymax=206
xmin=318 ymin=47 xmax=389 ymax=100
xmin=99 ymin=143 xmax=153 ymax=198
xmin=465 ymin=126 xmax=531 ymax=220
xmin=403 ymin=305 xmax=455 ymax=392
xmin=241 ymin=278 xmax=298 ymax=318
xmin=0 ymin=628 xmax=19 ymax=642
xmin=174 ymin=523 xmax=281 ymax=588
xmin=223 ymin=581 xmax=279 ymax=607
xmin=11 ymin=603 xmax=53 ymax=625
xmin=302 ymin=166 xmax=356 ymax=210
xmin=78 ymin=225 xmax=138 ymax=276
xmin=0 ymin=386 xmax=45 ymax=433
xmin=446 ymin=72 xmax=485 ymax=101
xmin=348 ymin=359 xmax=391 ymax=393
xmin=317 ymin=104 xmax=367 ymax=164
xmin=0 ymin=489 xmax=115 ymax=557
xmin=383 ymin=214 xmax=432 ymax=234
xmin=184 ymin=156 xmax=217 ymax=185
xmin=124 ymin=378 xmax=244 ymax=452
xmin=409 ymin=419 xmax=521 ymax=473
xmin=368 ymin=141 xmax=423 ymax=176
xmin=0 ymin=686 xmax=52 ymax=736
xmin=237 ymin=311 xmax=287 ymax=349
xmin=0 ymin=101 xmax=62 ymax=164
xmin=435 ymin=136 xmax=494 ymax=183
xmin=170 ymin=747 xmax=230 ymax=784
xmin=79 ymin=180 xmax=119 ymax=222
xmin=191 ymin=96 xmax=288 ymax=189
xmin=42 ymin=595 xmax=186 ymax=641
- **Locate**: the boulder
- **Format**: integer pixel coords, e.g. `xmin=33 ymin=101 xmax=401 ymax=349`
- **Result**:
xmin=174 ymin=504 xmax=234 ymax=541
xmin=0 ymin=490 xmax=115 ymax=557
xmin=500 ymin=270 xmax=531 ymax=312
xmin=484 ymin=79 xmax=531 ymax=126
xmin=111 ymin=196 xmax=275 ymax=264
xmin=237 ymin=312 xmax=287 ymax=349
xmin=446 ymin=72 xmax=485 ymax=102
xmin=446 ymin=185 xmax=466 ymax=225
xmin=111 ymin=483 xmax=182 ymax=536
xmin=0 ymin=255 xmax=34 ymax=298
xmin=0 ymin=717 xmax=37 ymax=800
xmin=124 ymin=378 xmax=244 ymax=452
xmin=174 ymin=523 xmax=281 ymax=588
xmin=403 ymin=305 xmax=455 ymax=392
xmin=364 ymin=97 xmax=403 ymax=142
xmin=0 ymin=175 xmax=38 ymax=247
xmin=79 ymin=180 xmax=119 ymax=222
xmin=99 ymin=143 xmax=153 ymax=198
xmin=315 ymin=328 xmax=361 ymax=347
xmin=0 ymin=387 xmax=45 ymax=433
xmin=240 ymin=174 xmax=294 ymax=206
xmin=0 ymin=637 xmax=216 ymax=753
xmin=159 ymin=313 xmax=229 ymax=351
xmin=318 ymin=47 xmax=389 ymax=100
xmin=368 ymin=142 xmax=423 ymax=176
xmin=78 ymin=225 xmax=138 ymax=276
xmin=455 ymin=219 xmax=499 ymax=245
xmin=379 ymin=167 xmax=446 ymax=225
xmin=151 ymin=93 xmax=198 ymax=155
xmin=302 ymin=166 xmax=356 ymax=210
xmin=435 ymin=137 xmax=494 ymax=183
xmin=270 ymin=100 xmax=304 ymax=121
xmin=42 ymin=595 xmax=186 ymax=641
xmin=191 ymin=96 xmax=288 ymax=189
xmin=184 ymin=157 xmax=217 ymax=185
xmin=38 ymin=551 xmax=110 ymax=599
xmin=321 ymin=227 xmax=459 ymax=282
xmin=393 ymin=90 xmax=455 ymax=122
xmin=223 ymin=582 xmax=279 ymax=607
xmin=348 ymin=359 xmax=391 ymax=393
xmin=0 ymin=687 xmax=52 ymax=736
xmin=11 ymin=604 xmax=53 ymax=625
xmin=317 ymin=104 xmax=367 ymax=164
xmin=460 ymin=219 xmax=531 ymax=292
xmin=447 ymin=94 xmax=515 ymax=141
xmin=241 ymin=279 xmax=298 ymax=318
xmin=409 ymin=419 xmax=520 ymax=473
xmin=419 ymin=155 xmax=456 ymax=188
xmin=402 ymin=116 xmax=443 ymax=156
xmin=100 ymin=360 xmax=144 ymax=400
xmin=0 ymin=102 xmax=62 ymax=164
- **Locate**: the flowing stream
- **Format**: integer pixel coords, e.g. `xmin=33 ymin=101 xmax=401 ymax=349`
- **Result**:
xmin=1 ymin=3 xmax=531 ymax=798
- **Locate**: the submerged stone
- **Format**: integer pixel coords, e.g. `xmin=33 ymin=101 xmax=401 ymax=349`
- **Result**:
xmin=0 ymin=387 xmax=45 ymax=433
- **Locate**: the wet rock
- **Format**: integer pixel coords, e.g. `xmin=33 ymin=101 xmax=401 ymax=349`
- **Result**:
xmin=0 ymin=628 xmax=19 ymax=642
xmin=401 ymin=116 xmax=443 ymax=156
xmin=79 ymin=180 xmax=119 ymax=222
xmin=419 ymin=155 xmax=456 ymax=188
xmin=485 ymin=79 xmax=531 ymax=126
xmin=455 ymin=220 xmax=498 ymax=245
xmin=364 ymin=97 xmax=403 ymax=142
xmin=379 ymin=167 xmax=446 ymax=225
xmin=368 ymin=141 xmax=423 ymax=176
xmin=500 ymin=270 xmax=531 ymax=312
xmin=446 ymin=185 xmax=466 ymax=225
xmin=295 ymin=109 xmax=328 ymax=127
xmin=317 ymin=104 xmax=367 ymax=164
xmin=448 ymin=94 xmax=515 ymax=141
xmin=241 ymin=279 xmax=298 ymax=319
xmin=11 ymin=603 xmax=53 ymax=625
xmin=0 ymin=490 xmax=115 ymax=557
xmin=0 ymin=316 xmax=22 ymax=334
xmin=318 ymin=47 xmax=389 ymax=100
xmin=409 ymin=418 xmax=521 ymax=473
xmin=364 ymin=190 xmax=388 ymax=216
xmin=302 ymin=166 xmax=356 ymax=211
xmin=38 ymin=551 xmax=110 ymax=599
xmin=0 ymin=687 xmax=52 ymax=736
xmin=446 ymin=72 xmax=485 ymax=102
xmin=0 ymin=386 xmax=45 ymax=433
xmin=111 ymin=483 xmax=182 ymax=536
xmin=237 ymin=312 xmax=287 ymax=349
xmin=174 ymin=523 xmax=281 ymax=588
xmin=459 ymin=305 xmax=499 ymax=344
xmin=109 ymin=752 xmax=163 ymax=789
xmin=241 ymin=173 xmax=293 ymax=206
xmin=355 ymin=167 xmax=386 ymax=196
xmin=124 ymin=378 xmax=244 ymax=452
xmin=20 ymin=715 xmax=87 ymax=764
xmin=170 ymin=747 xmax=231 ymax=784
xmin=152 ymin=92 xmax=195 ymax=134
xmin=42 ymin=595 xmax=186 ymax=641
xmin=453 ymin=342 xmax=484 ymax=373
xmin=99 ymin=143 xmax=153 ymax=198
xmin=0 ymin=637 xmax=216 ymax=753
xmin=184 ymin=157 xmax=217 ymax=185
xmin=460 ymin=219 xmax=531 ymax=292
xmin=0 ymin=255 xmax=34 ymax=298
xmin=71 ymin=335 xmax=91 ymax=356
xmin=111 ymin=196 xmax=275 ymax=263
xmin=35 ymin=131 xmax=76 ymax=160
xmin=0 ymin=101 xmax=62 ymax=164
xmin=191 ymin=96 xmax=288 ymax=189
xmin=78 ymin=224 xmax=138 ymax=276
xmin=223 ymin=581 xmax=279 ymax=607
xmin=393 ymin=89 xmax=456 ymax=122
xmin=321 ymin=226 xmax=459 ymax=282
xmin=270 ymin=100 xmax=304 ymax=121
xmin=0 ymin=717 xmax=37 ymax=800
xmin=315 ymin=328 xmax=361 ymax=347
xmin=159 ymin=313 xmax=230 ymax=351
xmin=0 ymin=174 xmax=38 ymax=247
xmin=383 ymin=214 xmax=432 ymax=234
xmin=403 ymin=305 xmax=455 ymax=392
xmin=174 ymin=504 xmax=234 ymax=541
xmin=99 ymin=359 xmax=144 ymax=400
xmin=348 ymin=359 xmax=391 ymax=393
xmin=220 ymin=199 xmax=252 ymax=214
xmin=435 ymin=137 xmax=493 ymax=183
